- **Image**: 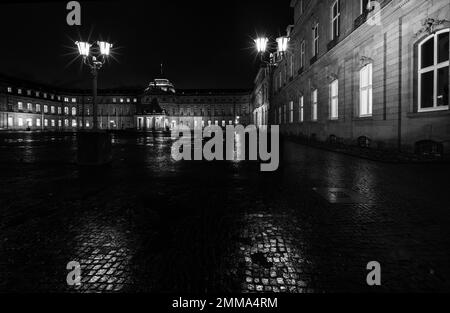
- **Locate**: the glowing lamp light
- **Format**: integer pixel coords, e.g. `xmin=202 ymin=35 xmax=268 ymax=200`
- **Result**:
xmin=255 ymin=37 xmax=269 ymax=53
xmin=76 ymin=41 xmax=91 ymax=57
xmin=97 ymin=41 xmax=113 ymax=56
xmin=276 ymin=36 xmax=289 ymax=53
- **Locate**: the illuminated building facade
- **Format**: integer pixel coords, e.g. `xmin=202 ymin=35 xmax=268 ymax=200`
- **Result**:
xmin=0 ymin=75 xmax=251 ymax=131
xmin=271 ymin=0 xmax=450 ymax=153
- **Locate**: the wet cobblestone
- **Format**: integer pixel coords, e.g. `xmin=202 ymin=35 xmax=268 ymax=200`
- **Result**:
xmin=0 ymin=132 xmax=450 ymax=293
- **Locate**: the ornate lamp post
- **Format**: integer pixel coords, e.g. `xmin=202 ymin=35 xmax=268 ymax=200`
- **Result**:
xmin=76 ymin=41 xmax=113 ymax=130
xmin=75 ymin=40 xmax=113 ymax=166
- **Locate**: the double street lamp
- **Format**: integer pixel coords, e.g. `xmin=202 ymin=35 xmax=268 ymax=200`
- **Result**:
xmin=75 ymin=40 xmax=113 ymax=131
xmin=254 ymin=36 xmax=289 ymax=66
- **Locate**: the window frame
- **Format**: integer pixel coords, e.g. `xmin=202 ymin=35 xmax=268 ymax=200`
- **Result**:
xmin=359 ymin=63 xmax=373 ymax=117
xmin=330 ymin=79 xmax=339 ymax=120
xmin=299 ymin=96 xmax=304 ymax=122
xmin=418 ymin=28 xmax=449 ymax=112
xmin=331 ymin=0 xmax=340 ymax=40
xmin=312 ymin=23 xmax=319 ymax=57
xmin=311 ymin=89 xmax=318 ymax=121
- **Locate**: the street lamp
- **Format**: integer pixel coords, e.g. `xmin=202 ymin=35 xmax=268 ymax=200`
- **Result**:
xmin=254 ymin=36 xmax=290 ymax=66
xmin=75 ymin=40 xmax=114 ymax=166
xmin=276 ymin=36 xmax=289 ymax=55
xmin=255 ymin=37 xmax=269 ymax=54
xmin=75 ymin=40 xmax=113 ymax=130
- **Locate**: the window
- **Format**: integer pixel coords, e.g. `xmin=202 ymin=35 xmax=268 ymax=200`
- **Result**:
xmin=64 ymin=119 xmax=69 ymax=127
xmin=18 ymin=102 xmax=23 ymax=110
xmin=312 ymin=89 xmax=318 ymax=121
xmin=113 ymin=98 xmax=117 ymax=103
xmin=120 ymin=98 xmax=124 ymax=103
xmin=8 ymin=117 xmax=13 ymax=127
xmin=18 ymin=118 xmax=23 ymax=127
xmin=72 ymin=107 xmax=77 ymax=115
xmin=36 ymin=118 xmax=41 ymax=127
xmin=18 ymin=89 xmax=22 ymax=94
xmin=26 ymin=118 xmax=32 ymax=127
xmin=330 ymin=80 xmax=339 ymax=119
xmin=300 ymin=40 xmax=306 ymax=69
xmin=27 ymin=90 xmax=32 ymax=96
xmin=36 ymin=104 xmax=41 ymax=112
xmin=44 ymin=105 xmax=48 ymax=113
xmin=44 ymin=119 xmax=48 ymax=127
xmin=44 ymin=93 xmax=47 ymax=98
xmin=418 ymin=29 xmax=449 ymax=111
xmin=312 ymin=23 xmax=319 ymax=57
xmin=51 ymin=106 xmax=55 ymax=114
xmin=58 ymin=107 xmax=62 ymax=114
xmin=64 ymin=107 xmax=69 ymax=115
xmin=36 ymin=91 xmax=40 ymax=97
xmin=64 ymin=97 xmax=69 ymax=102
xmin=331 ymin=0 xmax=340 ymax=40
xmin=7 ymin=87 xmax=12 ymax=93
xmin=127 ymin=98 xmax=130 ymax=103
xmin=299 ymin=96 xmax=304 ymax=122
xmin=58 ymin=120 xmax=62 ymax=127
xmin=51 ymin=120 xmax=55 ymax=127
xmin=72 ymin=119 xmax=77 ymax=127
xmin=289 ymin=101 xmax=294 ymax=123
xmin=71 ymin=98 xmax=76 ymax=103
xmin=359 ymin=63 xmax=373 ymax=116
xmin=289 ymin=54 xmax=294 ymax=78
xmin=133 ymin=98 xmax=137 ymax=103
xmin=27 ymin=103 xmax=32 ymax=111
xmin=86 ymin=120 xmax=90 ymax=127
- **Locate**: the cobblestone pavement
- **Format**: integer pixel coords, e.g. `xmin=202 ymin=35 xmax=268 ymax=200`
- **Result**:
xmin=0 ymin=132 xmax=449 ymax=293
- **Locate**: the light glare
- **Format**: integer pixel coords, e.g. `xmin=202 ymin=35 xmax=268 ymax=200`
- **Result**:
xmin=276 ymin=36 xmax=289 ymax=53
xmin=255 ymin=37 xmax=268 ymax=53
xmin=76 ymin=41 xmax=91 ymax=57
xmin=97 ymin=41 xmax=113 ymax=56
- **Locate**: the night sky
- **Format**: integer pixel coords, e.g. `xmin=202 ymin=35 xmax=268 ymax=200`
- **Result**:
xmin=0 ymin=0 xmax=292 ymax=90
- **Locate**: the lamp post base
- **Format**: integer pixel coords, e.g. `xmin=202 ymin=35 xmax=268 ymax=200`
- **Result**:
xmin=77 ymin=131 xmax=112 ymax=166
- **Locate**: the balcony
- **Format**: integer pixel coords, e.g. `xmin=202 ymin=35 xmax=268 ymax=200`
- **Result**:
xmin=354 ymin=8 xmax=374 ymax=30
xmin=310 ymin=55 xmax=317 ymax=65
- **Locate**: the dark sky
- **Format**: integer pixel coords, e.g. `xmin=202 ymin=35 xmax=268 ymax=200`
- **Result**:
xmin=0 ymin=0 xmax=292 ymax=90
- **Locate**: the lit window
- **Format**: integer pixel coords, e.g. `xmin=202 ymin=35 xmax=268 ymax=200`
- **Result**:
xmin=18 ymin=89 xmax=22 ymax=94
xmin=64 ymin=107 xmax=69 ymax=115
xmin=18 ymin=102 xmax=23 ymax=110
xmin=8 ymin=117 xmax=13 ymax=127
xmin=72 ymin=107 xmax=77 ymax=115
xmin=120 ymin=98 xmax=124 ymax=103
xmin=312 ymin=23 xmax=319 ymax=57
xmin=133 ymin=98 xmax=137 ymax=103
xmin=222 ymin=120 xmax=226 ymax=127
xmin=299 ymin=96 xmax=304 ymax=122
xmin=72 ymin=98 xmax=76 ymax=103
xmin=331 ymin=0 xmax=340 ymax=40
xmin=86 ymin=120 xmax=90 ymax=127
xmin=36 ymin=118 xmax=41 ymax=127
xmin=51 ymin=120 xmax=55 ymax=127
xmin=330 ymin=80 xmax=339 ymax=120
xmin=64 ymin=119 xmax=69 ymax=127
xmin=44 ymin=93 xmax=47 ymax=98
xmin=27 ymin=90 xmax=31 ymax=96
xmin=44 ymin=119 xmax=48 ymax=127
xmin=289 ymin=101 xmax=294 ymax=123
xmin=312 ymin=89 xmax=318 ymax=121
xmin=18 ymin=118 xmax=24 ymax=127
xmin=127 ymin=98 xmax=130 ymax=103
xmin=51 ymin=106 xmax=55 ymax=114
xmin=72 ymin=119 xmax=77 ymax=127
xmin=418 ymin=29 xmax=449 ymax=111
xmin=64 ymin=97 xmax=69 ymax=102
xmin=36 ymin=104 xmax=41 ymax=112
xmin=26 ymin=118 xmax=32 ymax=127
xmin=27 ymin=103 xmax=32 ymax=111
xmin=36 ymin=91 xmax=40 ymax=97
xmin=359 ymin=63 xmax=373 ymax=117
xmin=58 ymin=120 xmax=62 ymax=127
xmin=7 ymin=87 xmax=12 ymax=93
xmin=113 ymin=98 xmax=117 ymax=103
xmin=57 ymin=96 xmax=61 ymax=101
xmin=44 ymin=105 xmax=48 ymax=113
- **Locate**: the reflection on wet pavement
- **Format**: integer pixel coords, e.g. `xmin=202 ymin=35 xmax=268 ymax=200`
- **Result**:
xmin=1 ymin=132 xmax=450 ymax=292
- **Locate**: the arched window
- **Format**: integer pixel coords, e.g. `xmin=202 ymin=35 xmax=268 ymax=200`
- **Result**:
xmin=418 ymin=29 xmax=449 ymax=112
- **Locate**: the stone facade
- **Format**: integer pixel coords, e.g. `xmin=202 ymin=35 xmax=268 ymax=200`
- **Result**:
xmin=0 ymin=76 xmax=251 ymax=131
xmin=271 ymin=0 xmax=450 ymax=153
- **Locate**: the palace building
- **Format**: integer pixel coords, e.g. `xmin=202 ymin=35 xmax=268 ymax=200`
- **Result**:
xmin=0 ymin=75 xmax=251 ymax=132
xmin=265 ymin=0 xmax=450 ymax=154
